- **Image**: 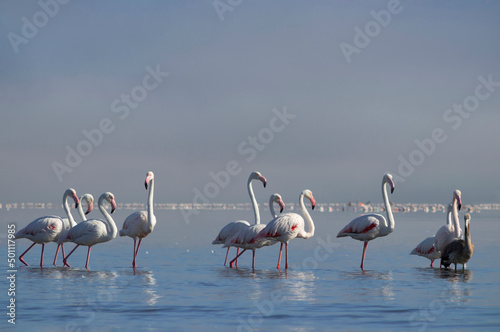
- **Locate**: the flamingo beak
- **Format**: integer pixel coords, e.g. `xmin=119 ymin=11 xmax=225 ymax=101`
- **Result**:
xmin=145 ymin=174 xmax=153 ymax=190
xmin=73 ymin=194 xmax=80 ymax=209
xmin=85 ymin=201 xmax=93 ymax=215
xmin=259 ymin=176 xmax=267 ymax=188
xmin=110 ymin=199 xmax=117 ymax=214
xmin=279 ymin=200 xmax=285 ymax=213
xmin=391 ymin=187 xmax=394 ymax=194
xmin=311 ymin=197 xmax=316 ymax=210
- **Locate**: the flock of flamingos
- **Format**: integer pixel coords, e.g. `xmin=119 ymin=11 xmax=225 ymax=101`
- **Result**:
xmin=14 ymin=171 xmax=474 ymax=271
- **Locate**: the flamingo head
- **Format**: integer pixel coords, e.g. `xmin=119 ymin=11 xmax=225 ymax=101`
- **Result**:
xmin=66 ymin=188 xmax=80 ymax=209
xmin=464 ymin=213 xmax=471 ymax=233
xmin=454 ymin=189 xmax=462 ymax=210
xmin=303 ymin=189 xmax=316 ymax=210
xmin=384 ymin=174 xmax=395 ymax=194
xmin=145 ymin=171 xmax=154 ymax=190
xmin=272 ymin=193 xmax=285 ymax=213
xmin=101 ymin=192 xmax=117 ymax=214
xmin=83 ymin=194 xmax=94 ymax=215
xmin=250 ymin=171 xmax=267 ymax=188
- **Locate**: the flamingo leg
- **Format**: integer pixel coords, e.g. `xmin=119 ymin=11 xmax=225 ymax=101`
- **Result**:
xmin=252 ymin=250 xmax=256 ymax=269
xmin=40 ymin=243 xmax=45 ymax=268
xmin=85 ymin=247 xmax=92 ymax=270
xmin=430 ymin=259 xmax=434 ymax=268
xmin=229 ymin=249 xmax=246 ymax=268
xmin=235 ymin=248 xmax=239 ymax=268
xmin=224 ymin=247 xmax=230 ymax=266
xmin=63 ymin=244 xmax=80 ymax=267
xmin=360 ymin=241 xmax=369 ymax=270
xmin=285 ymin=242 xmax=289 ymax=269
xmin=19 ymin=242 xmax=36 ymax=266
xmin=133 ymin=239 xmax=142 ymax=268
xmin=277 ymin=243 xmax=283 ymax=270
xmin=53 ymin=243 xmax=61 ymax=266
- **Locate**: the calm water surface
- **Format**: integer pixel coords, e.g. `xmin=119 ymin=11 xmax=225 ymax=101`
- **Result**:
xmin=1 ymin=208 xmax=499 ymax=331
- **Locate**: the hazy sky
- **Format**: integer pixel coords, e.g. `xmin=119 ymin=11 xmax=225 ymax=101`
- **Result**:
xmin=1 ymin=1 xmax=499 ymax=206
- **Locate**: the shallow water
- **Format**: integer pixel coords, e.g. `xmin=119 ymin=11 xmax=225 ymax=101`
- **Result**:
xmin=1 ymin=208 xmax=499 ymax=331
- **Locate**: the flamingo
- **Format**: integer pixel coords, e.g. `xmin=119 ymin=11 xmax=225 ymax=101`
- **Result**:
xmin=253 ymin=190 xmax=316 ymax=270
xmin=58 ymin=192 xmax=117 ymax=270
xmin=212 ymin=171 xmax=267 ymax=266
xmin=15 ymin=188 xmax=79 ymax=267
xmin=225 ymin=193 xmax=285 ymax=269
xmin=119 ymin=171 xmax=156 ymax=268
xmin=410 ymin=203 xmax=453 ymax=267
xmin=434 ymin=190 xmax=462 ymax=260
xmin=441 ymin=213 xmax=474 ymax=271
xmin=337 ymin=173 xmax=395 ymax=270
xmin=60 ymin=193 xmax=94 ymax=267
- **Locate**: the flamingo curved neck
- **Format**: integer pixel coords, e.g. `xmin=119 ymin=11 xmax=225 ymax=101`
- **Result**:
xmin=382 ymin=180 xmax=394 ymax=231
xmin=446 ymin=205 xmax=452 ymax=226
xmin=452 ymin=198 xmax=460 ymax=237
xmin=98 ymin=197 xmax=117 ymax=239
xmin=269 ymin=197 xmax=277 ymax=218
xmin=63 ymin=192 xmax=76 ymax=226
xmin=147 ymin=178 xmax=155 ymax=228
xmin=299 ymin=194 xmax=315 ymax=239
xmin=248 ymin=177 xmax=260 ymax=224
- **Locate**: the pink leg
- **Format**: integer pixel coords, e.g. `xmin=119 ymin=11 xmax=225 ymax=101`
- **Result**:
xmin=235 ymin=248 xmax=239 ymax=268
xmin=40 ymin=243 xmax=45 ymax=268
xmin=53 ymin=243 xmax=61 ymax=266
xmin=224 ymin=247 xmax=230 ymax=266
xmin=277 ymin=243 xmax=283 ymax=269
xmin=360 ymin=241 xmax=368 ymax=270
xmin=19 ymin=242 xmax=36 ymax=266
xmin=133 ymin=239 xmax=142 ymax=268
xmin=229 ymin=249 xmax=246 ymax=268
xmin=430 ymin=259 xmax=434 ymax=268
xmin=285 ymin=242 xmax=289 ymax=269
xmin=132 ymin=239 xmax=137 ymax=268
xmin=85 ymin=247 xmax=92 ymax=270
xmin=63 ymin=244 xmax=80 ymax=267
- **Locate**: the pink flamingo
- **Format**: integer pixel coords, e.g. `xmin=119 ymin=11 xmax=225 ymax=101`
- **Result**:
xmin=410 ymin=203 xmax=452 ymax=267
xmin=253 ymin=190 xmax=316 ymax=270
xmin=337 ymin=174 xmax=395 ymax=270
xmin=225 ymin=193 xmax=285 ymax=269
xmin=212 ymin=171 xmax=267 ymax=266
xmin=58 ymin=192 xmax=117 ymax=270
xmin=15 ymin=188 xmax=79 ymax=267
xmin=119 ymin=171 xmax=156 ymax=268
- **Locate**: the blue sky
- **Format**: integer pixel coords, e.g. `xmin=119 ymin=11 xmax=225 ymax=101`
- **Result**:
xmin=1 ymin=0 xmax=499 ymax=206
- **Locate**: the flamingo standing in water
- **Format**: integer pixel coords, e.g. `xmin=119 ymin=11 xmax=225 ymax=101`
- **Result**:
xmin=119 ymin=171 xmax=157 ymax=268
xmin=58 ymin=192 xmax=117 ymax=270
xmin=434 ymin=190 xmax=462 ymax=264
xmin=253 ymin=190 xmax=316 ymax=270
xmin=212 ymin=171 xmax=267 ymax=266
xmin=15 ymin=188 xmax=79 ymax=268
xmin=337 ymin=173 xmax=395 ymax=270
xmin=60 ymin=193 xmax=94 ymax=267
xmin=225 ymin=193 xmax=285 ymax=269
xmin=441 ymin=213 xmax=474 ymax=271
xmin=410 ymin=203 xmax=453 ymax=267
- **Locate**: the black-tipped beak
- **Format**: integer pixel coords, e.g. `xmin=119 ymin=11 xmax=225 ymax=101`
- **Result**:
xmin=391 ymin=187 xmax=394 ymax=194
xmin=145 ymin=182 xmax=148 ymax=190
xmin=311 ymin=204 xmax=315 ymax=210
xmin=280 ymin=207 xmax=284 ymax=213
xmin=75 ymin=202 xmax=79 ymax=209
xmin=458 ymin=204 xmax=462 ymax=211
xmin=263 ymin=181 xmax=267 ymax=188
xmin=111 ymin=207 xmax=115 ymax=214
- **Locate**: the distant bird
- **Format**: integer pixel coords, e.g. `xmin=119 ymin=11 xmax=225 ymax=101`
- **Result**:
xmin=119 ymin=171 xmax=157 ymax=268
xmin=15 ymin=188 xmax=79 ymax=268
xmin=253 ymin=190 xmax=316 ymax=270
xmin=337 ymin=174 xmax=395 ymax=270
xmin=441 ymin=213 xmax=474 ymax=272
xmin=410 ymin=203 xmax=453 ymax=267
xmin=434 ymin=190 xmax=462 ymax=266
xmin=58 ymin=192 xmax=117 ymax=270
xmin=225 ymin=193 xmax=285 ymax=269
xmin=212 ymin=171 xmax=267 ymax=266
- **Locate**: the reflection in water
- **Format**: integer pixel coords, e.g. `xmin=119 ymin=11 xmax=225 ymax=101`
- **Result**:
xmin=338 ymin=269 xmax=395 ymax=301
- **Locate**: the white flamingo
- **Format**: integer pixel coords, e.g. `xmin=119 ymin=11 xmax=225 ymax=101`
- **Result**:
xmin=337 ymin=174 xmax=395 ymax=270
xmin=212 ymin=171 xmax=267 ymax=266
xmin=410 ymin=203 xmax=452 ymax=267
xmin=253 ymin=190 xmax=316 ymax=270
xmin=434 ymin=190 xmax=462 ymax=259
xmin=58 ymin=192 xmax=117 ymax=270
xmin=15 ymin=188 xmax=79 ymax=268
xmin=224 ymin=193 xmax=285 ymax=269
xmin=119 ymin=171 xmax=157 ymax=268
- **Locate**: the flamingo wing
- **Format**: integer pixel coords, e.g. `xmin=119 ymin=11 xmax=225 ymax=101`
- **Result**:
xmin=411 ymin=236 xmax=440 ymax=259
xmin=60 ymin=219 xmax=106 ymax=245
xmin=16 ymin=216 xmax=64 ymax=243
xmin=120 ymin=211 xmax=148 ymax=238
xmin=212 ymin=220 xmax=250 ymax=244
xmin=254 ymin=213 xmax=303 ymax=245
xmin=336 ymin=214 xmax=382 ymax=241
xmin=224 ymin=224 xmax=266 ymax=249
